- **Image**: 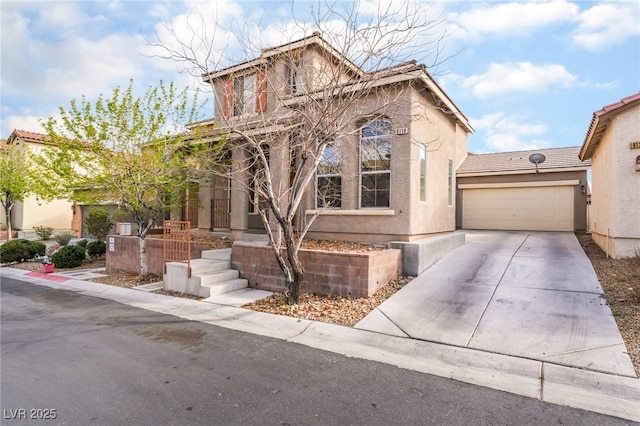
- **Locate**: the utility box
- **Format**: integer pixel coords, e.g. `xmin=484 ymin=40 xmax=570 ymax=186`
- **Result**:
xmin=117 ymin=222 xmax=138 ymax=236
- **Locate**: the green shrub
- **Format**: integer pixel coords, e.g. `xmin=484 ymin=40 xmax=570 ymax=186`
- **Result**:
xmin=87 ymin=240 xmax=106 ymax=257
xmin=51 ymin=245 xmax=86 ymax=268
xmin=33 ymin=226 xmax=54 ymax=240
xmin=54 ymin=231 xmax=75 ymax=246
xmin=0 ymin=239 xmax=46 ymax=263
xmin=77 ymin=239 xmax=89 ymax=248
xmin=85 ymin=210 xmax=114 ymax=241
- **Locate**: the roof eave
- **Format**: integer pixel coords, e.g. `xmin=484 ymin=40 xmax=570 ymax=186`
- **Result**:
xmin=457 ymin=166 xmax=591 ymax=178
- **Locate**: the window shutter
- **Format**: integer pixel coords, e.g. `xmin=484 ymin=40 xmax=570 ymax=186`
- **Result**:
xmin=223 ymin=77 xmax=233 ymax=118
xmin=256 ymin=67 xmax=267 ymax=112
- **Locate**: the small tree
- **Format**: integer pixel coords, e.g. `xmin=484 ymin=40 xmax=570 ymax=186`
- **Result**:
xmin=85 ymin=210 xmax=114 ymax=241
xmin=0 ymin=143 xmax=54 ymax=240
xmin=42 ymin=80 xmax=224 ymax=276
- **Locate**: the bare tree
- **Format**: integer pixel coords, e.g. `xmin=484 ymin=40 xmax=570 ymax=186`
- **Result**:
xmin=148 ymin=1 xmax=454 ymax=303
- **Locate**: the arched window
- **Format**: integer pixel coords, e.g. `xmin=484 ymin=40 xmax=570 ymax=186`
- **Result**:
xmin=360 ymin=120 xmax=391 ymax=208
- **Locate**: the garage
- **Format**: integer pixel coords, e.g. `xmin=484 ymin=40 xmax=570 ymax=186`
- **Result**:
xmin=456 ymin=146 xmax=591 ymax=232
xmin=461 ymin=184 xmax=575 ymax=231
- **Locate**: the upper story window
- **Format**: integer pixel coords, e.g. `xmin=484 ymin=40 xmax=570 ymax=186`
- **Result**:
xmin=360 ymin=120 xmax=391 ymax=208
xmin=233 ymin=73 xmax=256 ymax=116
xmin=316 ymin=138 xmax=341 ymax=208
xmin=287 ymin=57 xmax=303 ymax=94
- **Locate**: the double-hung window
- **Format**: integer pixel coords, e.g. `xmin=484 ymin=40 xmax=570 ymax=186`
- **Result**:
xmin=448 ymin=159 xmax=454 ymax=206
xmin=316 ymin=139 xmax=341 ymax=208
xmin=360 ymin=120 xmax=391 ymax=208
xmin=233 ymin=73 xmax=256 ymax=116
xmin=420 ymin=145 xmax=427 ymax=202
xmin=288 ymin=57 xmax=303 ymax=94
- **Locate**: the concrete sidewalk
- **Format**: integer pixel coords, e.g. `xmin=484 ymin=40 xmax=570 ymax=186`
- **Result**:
xmin=1 ymin=246 xmax=639 ymax=422
xmin=356 ymin=231 xmax=635 ymax=378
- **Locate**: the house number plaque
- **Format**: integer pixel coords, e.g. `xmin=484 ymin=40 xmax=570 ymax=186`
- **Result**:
xmin=630 ymin=141 xmax=640 ymax=149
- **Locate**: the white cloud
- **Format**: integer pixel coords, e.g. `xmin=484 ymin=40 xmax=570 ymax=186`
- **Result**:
xmin=1 ymin=114 xmax=47 ymax=137
xmin=472 ymin=113 xmax=550 ymax=152
xmin=573 ymin=2 xmax=640 ymax=50
xmin=446 ymin=0 xmax=579 ymax=40
xmin=461 ymin=62 xmax=578 ymax=97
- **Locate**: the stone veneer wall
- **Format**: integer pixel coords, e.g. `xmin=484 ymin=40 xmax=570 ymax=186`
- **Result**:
xmin=231 ymin=242 xmax=402 ymax=298
xmin=106 ymin=235 xmax=211 ymax=276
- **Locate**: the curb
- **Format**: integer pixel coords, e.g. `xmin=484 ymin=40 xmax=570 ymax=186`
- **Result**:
xmin=2 ymin=266 xmax=639 ymax=422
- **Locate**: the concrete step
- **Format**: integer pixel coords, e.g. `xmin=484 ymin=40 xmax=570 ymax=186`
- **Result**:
xmin=201 ymin=278 xmax=248 ymax=297
xmin=198 ymin=269 xmax=240 ymax=286
xmin=201 ymin=248 xmax=232 ymax=261
xmin=190 ymin=258 xmax=230 ymax=275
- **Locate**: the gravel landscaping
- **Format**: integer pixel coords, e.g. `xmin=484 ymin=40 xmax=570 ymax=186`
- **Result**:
xmin=576 ymin=234 xmax=640 ymax=375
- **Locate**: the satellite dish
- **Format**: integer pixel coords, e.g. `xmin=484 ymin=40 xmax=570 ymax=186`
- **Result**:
xmin=529 ymin=153 xmax=546 ymax=175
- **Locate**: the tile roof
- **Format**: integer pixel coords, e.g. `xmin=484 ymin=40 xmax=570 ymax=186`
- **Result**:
xmin=8 ymin=129 xmax=52 ymax=144
xmin=579 ymin=92 xmax=640 ymax=160
xmin=457 ymin=146 xmax=590 ymax=175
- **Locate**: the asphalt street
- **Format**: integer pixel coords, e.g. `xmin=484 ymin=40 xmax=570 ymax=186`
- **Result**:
xmin=1 ymin=278 xmax=630 ymax=425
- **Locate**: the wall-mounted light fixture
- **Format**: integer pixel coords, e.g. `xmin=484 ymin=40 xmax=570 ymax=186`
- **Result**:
xmin=581 ymin=185 xmax=586 ymax=194
xmin=636 ymin=155 xmax=640 ymax=172
xmin=529 ymin=153 xmax=546 ymax=175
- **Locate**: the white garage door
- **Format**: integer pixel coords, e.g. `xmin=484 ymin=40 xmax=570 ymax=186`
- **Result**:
xmin=462 ymin=186 xmax=574 ymax=231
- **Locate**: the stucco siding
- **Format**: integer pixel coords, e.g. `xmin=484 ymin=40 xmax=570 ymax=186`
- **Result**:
xmin=14 ymin=196 xmax=73 ymax=230
xmin=589 ymin=124 xmax=615 ymax=237
xmin=611 ymin=108 xmax=640 ymax=240
xmin=408 ymin=89 xmax=458 ymax=236
xmin=589 ymin=104 xmax=640 ymax=258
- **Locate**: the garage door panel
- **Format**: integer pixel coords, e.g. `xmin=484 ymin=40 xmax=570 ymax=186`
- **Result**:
xmin=463 ymin=186 xmax=574 ymax=231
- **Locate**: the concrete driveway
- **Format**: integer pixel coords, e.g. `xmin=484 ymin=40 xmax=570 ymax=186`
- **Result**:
xmin=356 ymin=231 xmax=636 ymax=378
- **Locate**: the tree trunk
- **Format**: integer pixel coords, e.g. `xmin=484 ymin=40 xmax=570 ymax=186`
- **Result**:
xmin=3 ymin=198 xmax=14 ymax=241
xmin=138 ymin=236 xmax=148 ymax=277
xmin=285 ymin=259 xmax=303 ymax=305
xmin=283 ymin=222 xmax=304 ymax=305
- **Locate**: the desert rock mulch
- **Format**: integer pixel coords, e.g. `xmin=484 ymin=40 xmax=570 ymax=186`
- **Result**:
xmin=243 ymin=277 xmax=411 ymax=327
xmin=576 ymin=234 xmax=640 ymax=375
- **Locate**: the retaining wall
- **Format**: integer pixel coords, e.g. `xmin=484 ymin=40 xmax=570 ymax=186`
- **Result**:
xmin=231 ymin=242 xmax=402 ymax=298
xmin=105 ymin=235 xmax=211 ymax=276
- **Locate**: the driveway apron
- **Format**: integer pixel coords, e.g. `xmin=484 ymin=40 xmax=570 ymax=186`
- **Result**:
xmin=355 ymin=230 xmax=636 ymax=377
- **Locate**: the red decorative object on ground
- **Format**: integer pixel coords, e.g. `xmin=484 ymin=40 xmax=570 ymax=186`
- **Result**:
xmin=42 ymin=263 xmax=55 ymax=273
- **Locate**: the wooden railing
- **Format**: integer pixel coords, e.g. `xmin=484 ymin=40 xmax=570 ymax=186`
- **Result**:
xmin=163 ymin=221 xmax=191 ymax=277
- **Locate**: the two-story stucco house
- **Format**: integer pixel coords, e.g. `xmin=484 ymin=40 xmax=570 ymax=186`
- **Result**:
xmin=1 ymin=129 xmax=74 ymax=237
xmin=192 ymin=33 xmax=473 ymax=244
xmin=579 ymin=92 xmax=640 ymax=258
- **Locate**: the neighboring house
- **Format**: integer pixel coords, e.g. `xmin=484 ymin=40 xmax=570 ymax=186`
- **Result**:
xmin=192 ymin=33 xmax=474 ymax=243
xmin=1 ymin=129 xmax=73 ymax=236
xmin=579 ymin=92 xmax=640 ymax=258
xmin=456 ymin=146 xmax=591 ymax=232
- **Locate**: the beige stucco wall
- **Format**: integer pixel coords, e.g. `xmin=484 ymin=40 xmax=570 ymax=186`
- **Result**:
xmin=12 ymin=196 xmax=72 ymax=230
xmin=590 ymin=105 xmax=640 ymax=258
xmin=5 ymin=138 xmax=73 ymax=232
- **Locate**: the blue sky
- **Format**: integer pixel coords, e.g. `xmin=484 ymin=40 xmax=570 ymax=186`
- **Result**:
xmin=1 ymin=0 xmax=639 ymax=153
